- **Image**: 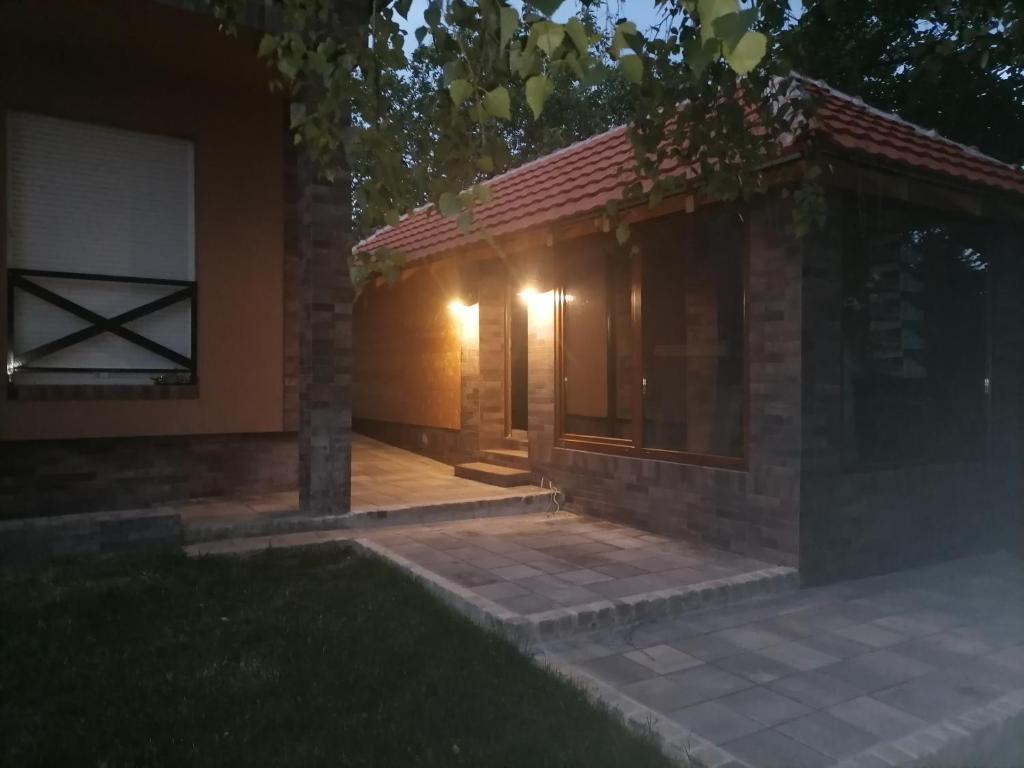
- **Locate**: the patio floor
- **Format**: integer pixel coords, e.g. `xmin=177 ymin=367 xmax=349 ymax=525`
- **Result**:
xmin=543 ymin=552 xmax=1024 ymax=768
xmin=356 ymin=513 xmax=798 ymax=639
xmin=178 ymin=434 xmax=552 ymax=539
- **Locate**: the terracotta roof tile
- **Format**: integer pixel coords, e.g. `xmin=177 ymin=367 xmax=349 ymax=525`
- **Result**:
xmin=359 ymin=76 xmax=1024 ymax=261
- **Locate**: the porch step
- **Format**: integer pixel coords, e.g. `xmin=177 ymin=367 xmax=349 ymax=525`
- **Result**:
xmin=479 ymin=448 xmax=530 ymax=471
xmin=454 ymin=461 xmax=536 ymax=487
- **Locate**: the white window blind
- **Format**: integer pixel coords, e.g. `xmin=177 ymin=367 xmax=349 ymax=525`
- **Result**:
xmin=6 ymin=112 xmax=195 ymax=385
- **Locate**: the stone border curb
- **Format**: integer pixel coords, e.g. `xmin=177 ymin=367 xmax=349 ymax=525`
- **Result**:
xmin=835 ymin=688 xmax=1024 ymax=768
xmin=356 ymin=536 xmax=799 ymax=642
xmin=183 ymin=489 xmax=554 ymax=544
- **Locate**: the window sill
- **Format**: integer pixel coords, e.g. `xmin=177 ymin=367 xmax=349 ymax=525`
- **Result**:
xmin=7 ymin=384 xmax=198 ymax=402
xmin=555 ymin=436 xmax=747 ymax=471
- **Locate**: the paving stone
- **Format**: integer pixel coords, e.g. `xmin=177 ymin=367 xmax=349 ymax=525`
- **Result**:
xmin=718 ymin=686 xmax=811 ymax=726
xmin=873 ymin=672 xmax=990 ymax=722
xmin=474 ymin=581 xmax=529 ymax=600
xmin=498 ymin=593 xmax=559 ymax=614
xmin=668 ymin=700 xmax=764 ymax=744
xmin=725 ymin=728 xmax=832 ymax=768
xmin=624 ymin=644 xmax=703 ymax=675
xmin=715 ymin=651 xmax=798 ymax=684
xmin=579 ymin=653 xmax=658 ymax=686
xmin=828 ymin=696 xmax=928 ymax=740
xmin=757 ymin=641 xmax=840 ymax=672
xmin=712 ymin=625 xmax=789 ymax=652
xmin=819 ymin=650 xmax=934 ymax=693
xmin=670 ymin=632 xmax=748 ymax=661
xmin=664 ymin=664 xmax=753 ymax=706
xmin=619 ymin=675 xmax=697 ymax=711
xmin=492 ymin=564 xmax=545 ymax=580
xmin=560 ymin=568 xmax=613 ymax=585
xmin=766 ymin=669 xmax=867 ymax=710
xmin=776 ymin=711 xmax=877 ymax=759
xmin=796 ymin=632 xmax=875 ymax=661
xmin=988 ymin=644 xmax=1024 ymax=672
xmin=830 ymin=622 xmax=906 ymax=648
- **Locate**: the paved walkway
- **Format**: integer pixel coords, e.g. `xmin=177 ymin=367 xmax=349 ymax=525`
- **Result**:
xmin=542 ymin=552 xmax=1024 ymax=768
xmin=360 ymin=513 xmax=796 ymax=639
xmin=178 ymin=435 xmax=551 ymax=540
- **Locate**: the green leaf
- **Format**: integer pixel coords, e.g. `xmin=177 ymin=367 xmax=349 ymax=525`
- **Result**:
xmin=424 ymin=0 xmax=441 ymax=27
xmin=396 ymin=0 xmax=412 ymax=19
xmin=611 ymin=21 xmax=637 ymax=56
xmin=525 ymin=74 xmax=553 ymax=119
xmin=500 ymin=6 xmax=519 ymax=51
xmin=438 ymin=191 xmax=461 ymax=217
xmin=257 ymin=34 xmax=277 ymax=58
xmin=564 ymin=17 xmax=590 ymax=54
xmin=443 ymin=61 xmax=464 ymax=85
xmin=698 ymin=0 xmax=739 ymax=43
xmin=619 ymin=54 xmax=643 ymax=84
xmin=531 ymin=21 xmax=565 ymax=56
xmin=683 ymin=36 xmax=720 ymax=76
xmin=483 ymin=86 xmax=511 ymax=120
xmin=415 ymin=25 xmax=429 ymax=44
xmin=289 ymin=102 xmax=307 ymax=126
xmin=384 ymin=209 xmax=401 ymax=227
xmin=723 ymin=30 xmax=766 ymax=75
xmin=712 ymin=8 xmax=758 ymax=48
xmin=448 ymin=79 xmax=474 ymax=104
xmin=456 ymin=210 xmax=474 ymax=233
xmin=529 ymin=0 xmax=565 ymax=16
xmin=476 ymin=155 xmax=495 ymax=173
xmin=473 ymin=184 xmax=493 ymax=203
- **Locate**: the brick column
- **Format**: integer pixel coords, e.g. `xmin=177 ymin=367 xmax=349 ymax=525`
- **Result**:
xmin=297 ymin=152 xmax=352 ymax=515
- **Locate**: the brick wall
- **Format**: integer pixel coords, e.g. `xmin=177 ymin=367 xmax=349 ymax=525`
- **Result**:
xmin=0 ymin=433 xmax=297 ymax=519
xmin=799 ymin=198 xmax=1024 ymax=583
xmin=530 ymin=200 xmax=803 ymax=567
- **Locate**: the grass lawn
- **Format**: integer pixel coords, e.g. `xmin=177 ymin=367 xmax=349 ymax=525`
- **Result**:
xmin=1 ymin=544 xmax=675 ymax=768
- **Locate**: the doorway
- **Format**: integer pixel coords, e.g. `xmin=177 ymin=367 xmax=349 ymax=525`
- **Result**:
xmin=507 ymin=286 xmax=529 ymax=435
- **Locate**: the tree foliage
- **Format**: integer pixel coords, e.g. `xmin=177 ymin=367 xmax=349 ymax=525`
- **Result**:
xmin=208 ymin=0 xmax=1024 ymax=288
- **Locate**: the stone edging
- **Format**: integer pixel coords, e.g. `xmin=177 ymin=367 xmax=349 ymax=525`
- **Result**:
xmin=184 ymin=490 xmax=554 ymax=544
xmin=835 ymin=688 xmax=1024 ymax=768
xmin=354 ymin=537 xmax=799 ymax=642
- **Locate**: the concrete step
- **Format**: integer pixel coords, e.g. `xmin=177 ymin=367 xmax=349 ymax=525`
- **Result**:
xmin=479 ymin=448 xmax=530 ymax=471
xmin=454 ymin=461 xmax=536 ymax=487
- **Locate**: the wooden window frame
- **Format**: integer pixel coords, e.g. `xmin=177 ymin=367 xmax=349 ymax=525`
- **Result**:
xmin=554 ymin=206 xmax=750 ymax=471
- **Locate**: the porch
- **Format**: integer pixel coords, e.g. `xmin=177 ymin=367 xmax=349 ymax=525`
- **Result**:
xmin=176 ymin=434 xmax=553 ymax=542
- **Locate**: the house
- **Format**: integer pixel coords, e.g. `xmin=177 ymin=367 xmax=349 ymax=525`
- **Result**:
xmin=356 ymin=77 xmax=1024 ymax=583
xmin=1 ymin=0 xmax=355 ymax=527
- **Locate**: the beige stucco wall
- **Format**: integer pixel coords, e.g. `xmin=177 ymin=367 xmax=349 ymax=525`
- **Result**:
xmin=0 ymin=0 xmax=287 ymax=440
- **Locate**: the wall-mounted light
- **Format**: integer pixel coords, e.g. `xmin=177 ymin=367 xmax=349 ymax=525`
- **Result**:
xmin=448 ymin=299 xmax=478 ymax=342
xmin=6 ymin=356 xmax=20 ymax=378
xmin=517 ymin=286 xmax=539 ymax=304
xmin=563 ymin=293 xmax=576 ymax=304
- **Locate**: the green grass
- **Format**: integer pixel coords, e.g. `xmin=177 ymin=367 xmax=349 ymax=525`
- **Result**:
xmin=0 ymin=545 xmax=675 ymax=768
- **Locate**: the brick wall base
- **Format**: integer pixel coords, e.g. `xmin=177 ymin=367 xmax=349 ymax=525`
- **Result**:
xmin=0 ymin=432 xmax=297 ymax=519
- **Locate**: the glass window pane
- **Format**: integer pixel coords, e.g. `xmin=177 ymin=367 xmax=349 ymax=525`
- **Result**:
xmin=562 ymin=236 xmax=632 ymax=439
xmin=640 ymin=207 xmax=745 ymax=457
xmin=842 ymin=196 xmax=989 ymax=467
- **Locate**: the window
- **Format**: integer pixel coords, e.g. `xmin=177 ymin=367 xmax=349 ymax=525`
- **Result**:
xmin=5 ymin=112 xmax=196 ymax=387
xmin=841 ymin=194 xmax=990 ymax=468
xmin=561 ymin=237 xmax=633 ymax=440
xmin=557 ymin=204 xmax=746 ymax=466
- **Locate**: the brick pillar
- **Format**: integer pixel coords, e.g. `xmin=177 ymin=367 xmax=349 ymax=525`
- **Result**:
xmin=297 ymin=152 xmax=352 ymax=515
